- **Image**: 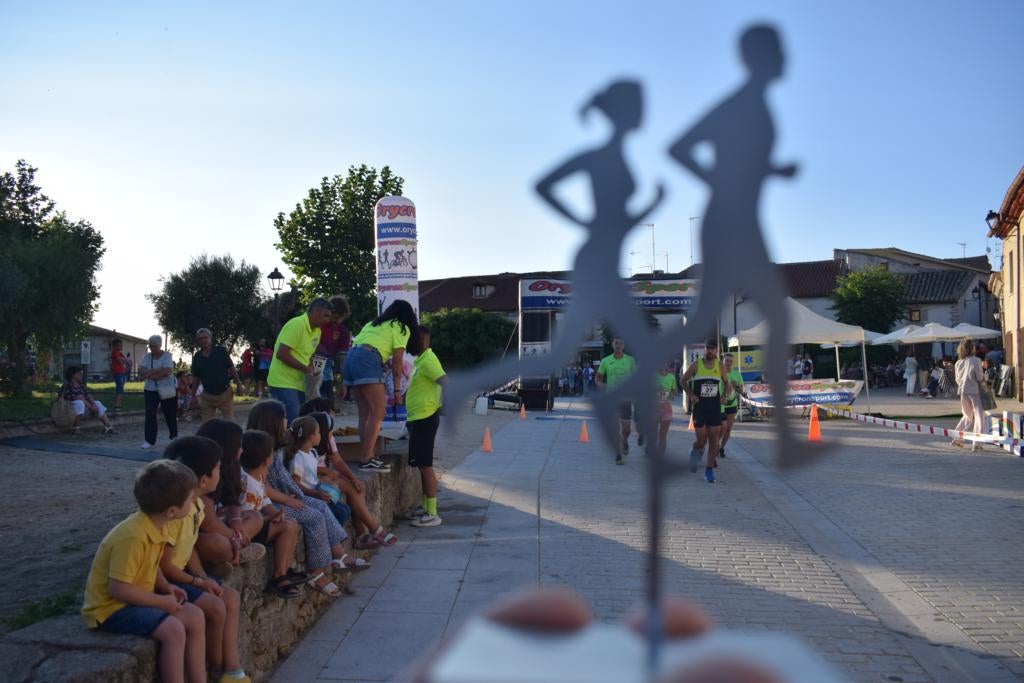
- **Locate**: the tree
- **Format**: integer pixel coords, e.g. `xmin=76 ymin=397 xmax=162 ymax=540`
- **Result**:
xmin=0 ymin=161 xmax=105 ymax=397
xmin=148 ymin=254 xmax=267 ymax=354
xmin=274 ymin=165 xmax=404 ymax=328
xmin=419 ymin=308 xmax=516 ymax=369
xmin=830 ymin=265 xmax=907 ymax=334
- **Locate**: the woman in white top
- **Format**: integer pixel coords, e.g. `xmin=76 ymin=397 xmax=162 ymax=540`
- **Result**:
xmin=951 ymin=338 xmax=985 ymax=451
xmin=138 ymin=335 xmax=177 ymax=449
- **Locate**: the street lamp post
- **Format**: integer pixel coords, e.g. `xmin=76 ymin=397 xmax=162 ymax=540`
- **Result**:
xmin=971 ymin=284 xmax=983 ymax=326
xmin=268 ymin=267 xmax=285 ymax=334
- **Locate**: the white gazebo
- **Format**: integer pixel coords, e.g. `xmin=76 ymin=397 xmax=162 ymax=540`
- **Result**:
xmin=728 ymin=297 xmax=872 ymax=411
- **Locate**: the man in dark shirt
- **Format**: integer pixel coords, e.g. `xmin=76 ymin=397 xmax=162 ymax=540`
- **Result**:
xmin=191 ymin=327 xmax=242 ymax=421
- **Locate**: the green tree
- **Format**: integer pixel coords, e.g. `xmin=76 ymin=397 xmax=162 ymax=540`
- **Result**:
xmin=830 ymin=265 xmax=907 ymax=334
xmin=0 ymin=161 xmax=105 ymax=397
xmin=148 ymin=254 xmax=267 ymax=354
xmin=274 ymin=165 xmax=404 ymax=328
xmin=420 ymin=308 xmax=516 ymax=369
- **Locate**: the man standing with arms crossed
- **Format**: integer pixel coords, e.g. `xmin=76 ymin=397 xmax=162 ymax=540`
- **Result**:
xmin=596 ymin=338 xmax=639 ymax=465
xmin=679 ymin=339 xmax=732 ymax=483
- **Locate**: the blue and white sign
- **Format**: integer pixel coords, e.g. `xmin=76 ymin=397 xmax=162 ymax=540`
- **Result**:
xmin=374 ymin=196 xmax=418 ymax=317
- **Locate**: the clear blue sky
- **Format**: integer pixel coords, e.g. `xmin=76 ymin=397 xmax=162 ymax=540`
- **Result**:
xmin=2 ymin=1 xmax=1022 ymax=339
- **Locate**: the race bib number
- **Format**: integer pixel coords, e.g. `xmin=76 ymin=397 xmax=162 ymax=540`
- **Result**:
xmin=700 ymin=383 xmax=719 ymax=398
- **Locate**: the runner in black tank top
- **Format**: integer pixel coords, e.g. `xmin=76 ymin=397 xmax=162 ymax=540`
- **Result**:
xmin=679 ymin=339 xmax=733 ymax=483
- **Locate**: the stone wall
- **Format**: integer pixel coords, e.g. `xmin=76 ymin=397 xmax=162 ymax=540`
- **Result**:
xmin=3 ymin=449 xmax=420 ymax=682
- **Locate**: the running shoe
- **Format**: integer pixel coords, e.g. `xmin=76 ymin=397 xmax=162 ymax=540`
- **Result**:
xmin=704 ymin=467 xmax=715 ymax=484
xmin=689 ymin=448 xmax=702 ymax=473
xmin=404 ymin=506 xmax=428 ymax=520
xmin=359 ymin=458 xmax=391 ymax=472
xmin=140 ymin=442 xmax=153 ymax=450
xmin=637 ymin=433 xmax=645 ymax=447
xmin=411 ymin=513 xmax=442 ymax=528
xmin=718 ymin=447 xmax=726 ymax=458
xmin=615 ymin=453 xmax=624 ymax=465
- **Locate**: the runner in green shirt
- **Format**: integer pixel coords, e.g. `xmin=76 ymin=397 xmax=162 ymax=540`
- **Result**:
xmin=719 ymin=353 xmax=745 ymax=458
xmin=655 ymin=364 xmax=678 ymax=457
xmin=596 ymin=338 xmax=638 ymax=465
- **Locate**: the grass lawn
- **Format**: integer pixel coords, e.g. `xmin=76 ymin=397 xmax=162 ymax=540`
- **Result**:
xmin=0 ymin=381 xmax=256 ymax=422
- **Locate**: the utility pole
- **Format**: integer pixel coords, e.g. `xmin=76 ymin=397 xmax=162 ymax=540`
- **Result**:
xmin=957 ymin=241 xmax=967 ymax=259
xmin=639 ymin=224 xmax=655 ymax=276
xmin=689 ymin=217 xmax=700 ymax=266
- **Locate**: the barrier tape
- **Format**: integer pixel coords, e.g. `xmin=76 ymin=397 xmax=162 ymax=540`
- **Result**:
xmin=484 ymin=378 xmax=520 ymax=397
xmin=739 ymin=394 xmax=1011 ymax=446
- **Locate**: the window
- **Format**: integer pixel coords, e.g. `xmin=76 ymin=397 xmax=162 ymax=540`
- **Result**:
xmin=471 ymin=283 xmax=495 ymax=299
xmin=521 ymin=312 xmax=552 ymax=342
xmin=909 ymin=309 xmax=921 ymax=322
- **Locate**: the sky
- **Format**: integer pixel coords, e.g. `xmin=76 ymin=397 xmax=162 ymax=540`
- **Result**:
xmin=2 ymin=1 xmax=1022 ymax=339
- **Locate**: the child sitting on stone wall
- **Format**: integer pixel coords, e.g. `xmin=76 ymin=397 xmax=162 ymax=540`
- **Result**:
xmin=81 ymin=460 xmax=206 ymax=683
xmin=162 ymin=436 xmax=251 ymax=683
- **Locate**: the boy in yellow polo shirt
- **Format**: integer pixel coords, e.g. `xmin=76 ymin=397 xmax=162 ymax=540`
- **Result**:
xmin=82 ymin=460 xmax=207 ymax=683
xmin=403 ymin=325 xmax=446 ymax=527
xmin=163 ymin=436 xmax=250 ymax=683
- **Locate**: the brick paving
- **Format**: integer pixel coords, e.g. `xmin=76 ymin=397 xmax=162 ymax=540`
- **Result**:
xmin=274 ymin=399 xmax=1024 ymax=682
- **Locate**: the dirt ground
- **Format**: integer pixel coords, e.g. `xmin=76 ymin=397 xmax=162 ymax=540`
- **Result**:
xmin=0 ymin=401 xmax=516 ymax=631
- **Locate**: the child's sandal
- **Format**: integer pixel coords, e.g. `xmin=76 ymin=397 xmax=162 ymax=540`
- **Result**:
xmin=330 ymin=554 xmax=371 ymax=572
xmin=373 ymin=531 xmax=398 ymax=547
xmin=311 ymin=577 xmax=341 ymax=597
xmin=266 ymin=576 xmax=301 ymax=599
xmin=355 ymin=534 xmax=380 ymax=550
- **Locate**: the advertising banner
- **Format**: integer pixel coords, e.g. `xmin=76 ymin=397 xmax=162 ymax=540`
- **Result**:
xmin=746 ymin=379 xmax=864 ymax=407
xmin=374 ymin=196 xmax=418 ymax=317
xmin=519 ymin=278 xmax=699 ymax=311
xmin=736 ymin=349 xmax=764 ymax=382
xmin=375 ymin=196 xmax=418 ymax=423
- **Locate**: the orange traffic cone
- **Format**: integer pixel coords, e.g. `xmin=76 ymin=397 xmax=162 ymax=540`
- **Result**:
xmin=579 ymin=421 xmax=590 ymax=443
xmin=519 ymin=404 xmax=527 ymax=420
xmin=688 ymin=415 xmax=695 ymax=432
xmin=481 ymin=427 xmax=494 ymax=453
xmin=808 ymin=404 xmax=821 ymax=442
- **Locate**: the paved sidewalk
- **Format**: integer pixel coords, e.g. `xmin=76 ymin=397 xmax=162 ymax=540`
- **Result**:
xmin=272 ymin=399 xmax=1024 ymax=683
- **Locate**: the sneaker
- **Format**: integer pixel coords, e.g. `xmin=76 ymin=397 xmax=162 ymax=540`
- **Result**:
xmin=140 ymin=442 xmax=153 ymax=450
xmin=689 ymin=448 xmax=702 ymax=473
xmin=404 ymin=506 xmax=428 ymax=521
xmin=621 ymin=440 xmax=629 ymax=456
xmin=239 ymin=542 xmax=267 ymax=564
xmin=411 ymin=513 xmax=442 ymax=527
xmin=103 ymin=426 xmax=117 ymax=436
xmin=718 ymin=447 xmax=726 ymax=458
xmin=704 ymin=467 xmax=715 ymax=484
xmin=615 ymin=453 xmax=624 ymax=465
xmin=637 ymin=433 xmax=645 ymax=447
xmin=359 ymin=458 xmax=391 ymax=472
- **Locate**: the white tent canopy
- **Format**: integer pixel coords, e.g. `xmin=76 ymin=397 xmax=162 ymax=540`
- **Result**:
xmin=953 ymin=323 xmax=1001 ymax=340
xmin=899 ymin=322 xmax=965 ymax=344
xmin=871 ymin=324 xmax=921 ymax=346
xmin=727 ymin=297 xmax=872 ymax=410
xmin=728 ymin=297 xmax=868 ymax=347
xmin=821 ymin=330 xmax=884 ymax=349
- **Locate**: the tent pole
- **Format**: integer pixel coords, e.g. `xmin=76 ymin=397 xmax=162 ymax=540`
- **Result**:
xmin=834 ymin=345 xmax=841 ymax=381
xmin=861 ymin=340 xmax=873 ymax=414
xmin=737 ymin=340 xmax=743 ymax=423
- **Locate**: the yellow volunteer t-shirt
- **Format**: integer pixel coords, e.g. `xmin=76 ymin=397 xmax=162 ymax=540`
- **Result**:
xmin=82 ymin=511 xmax=172 ymax=628
xmin=268 ymin=314 xmax=322 ymax=391
xmin=353 ymin=320 xmax=411 ymax=363
xmin=164 ymin=497 xmax=205 ymax=570
xmin=407 ymin=348 xmax=446 ymax=422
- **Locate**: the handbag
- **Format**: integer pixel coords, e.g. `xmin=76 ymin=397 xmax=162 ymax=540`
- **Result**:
xmin=980 ymin=382 xmax=997 ymax=412
xmin=151 ymin=355 xmax=176 ymax=400
xmin=51 ymin=387 xmax=75 ymax=428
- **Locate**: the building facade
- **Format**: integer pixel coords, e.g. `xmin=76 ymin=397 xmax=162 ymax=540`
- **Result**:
xmin=987 ymin=166 xmax=1024 ymax=401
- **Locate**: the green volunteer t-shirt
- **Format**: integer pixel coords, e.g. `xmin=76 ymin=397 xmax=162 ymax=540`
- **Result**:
xmin=353 ymin=320 xmax=411 ymax=363
xmin=406 ymin=348 xmax=446 ymax=422
xmin=722 ymin=369 xmax=743 ymax=409
xmin=656 ymin=372 xmax=676 ymax=400
xmin=267 ymin=314 xmax=322 ymax=391
xmin=597 ymin=353 xmax=636 ymax=389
